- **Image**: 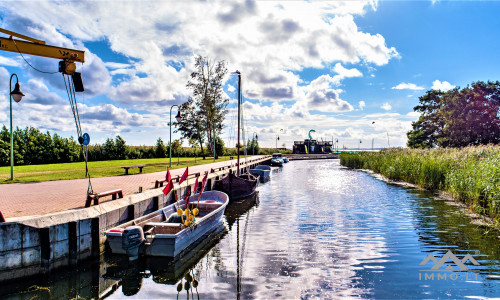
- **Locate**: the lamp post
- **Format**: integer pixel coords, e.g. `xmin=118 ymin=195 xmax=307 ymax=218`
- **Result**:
xmin=169 ymin=105 xmax=181 ymax=168
xmin=252 ymin=132 xmax=258 ymax=155
xmin=276 ymin=135 xmax=279 ymax=150
xmin=9 ymin=74 xmax=25 ymax=180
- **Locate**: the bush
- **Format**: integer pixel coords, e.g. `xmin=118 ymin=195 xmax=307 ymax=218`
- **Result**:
xmin=340 ymin=146 xmax=500 ymax=223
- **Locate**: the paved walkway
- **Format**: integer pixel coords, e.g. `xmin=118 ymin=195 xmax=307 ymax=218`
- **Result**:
xmin=0 ymin=157 xmax=265 ymax=219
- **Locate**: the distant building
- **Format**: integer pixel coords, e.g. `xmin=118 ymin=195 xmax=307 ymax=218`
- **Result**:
xmin=293 ymin=139 xmax=333 ymax=154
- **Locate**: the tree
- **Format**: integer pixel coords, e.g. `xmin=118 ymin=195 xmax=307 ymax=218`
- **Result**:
xmin=407 ymin=90 xmax=445 ymax=148
xmin=175 ymin=97 xmax=206 ymax=158
xmin=206 ymin=135 xmax=225 ymax=157
xmin=185 ymin=55 xmax=229 ymax=159
xmin=155 ymin=138 xmax=166 ymax=158
xmin=247 ymin=137 xmax=260 ymax=155
xmin=407 ymin=81 xmax=500 ymax=148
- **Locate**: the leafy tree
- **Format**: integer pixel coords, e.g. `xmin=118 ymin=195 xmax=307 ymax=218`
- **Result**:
xmin=103 ymin=138 xmax=116 ymax=159
xmin=407 ymin=90 xmax=445 ymax=148
xmin=407 ymin=81 xmax=500 ymax=148
xmin=155 ymin=138 xmax=167 ymax=158
xmin=175 ymin=97 xmax=206 ymax=158
xmin=114 ymin=136 xmax=128 ymax=159
xmin=247 ymin=137 xmax=260 ymax=155
xmin=206 ymin=135 xmax=225 ymax=157
xmin=185 ymin=55 xmax=228 ymax=159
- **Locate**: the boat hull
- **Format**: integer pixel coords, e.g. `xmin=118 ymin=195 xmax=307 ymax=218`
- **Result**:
xmin=105 ymin=191 xmax=228 ymax=258
xmin=213 ymin=172 xmax=259 ymax=201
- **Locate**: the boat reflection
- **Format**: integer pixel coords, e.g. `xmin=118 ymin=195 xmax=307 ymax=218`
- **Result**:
xmin=224 ymin=192 xmax=259 ymax=230
xmin=223 ymin=193 xmax=260 ymax=300
xmin=101 ymin=223 xmax=226 ymax=298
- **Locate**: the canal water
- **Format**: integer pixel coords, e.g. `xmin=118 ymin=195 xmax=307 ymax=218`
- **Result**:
xmin=2 ymin=159 xmax=500 ymax=299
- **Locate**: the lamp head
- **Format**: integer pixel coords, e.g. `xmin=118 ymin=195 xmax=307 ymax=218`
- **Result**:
xmin=255 ymin=134 xmax=258 ymax=140
xmin=175 ymin=110 xmax=182 ymax=122
xmin=11 ymin=82 xmax=25 ymax=103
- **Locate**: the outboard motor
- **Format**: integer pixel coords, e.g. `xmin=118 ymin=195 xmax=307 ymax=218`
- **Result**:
xmin=122 ymin=226 xmax=145 ymax=261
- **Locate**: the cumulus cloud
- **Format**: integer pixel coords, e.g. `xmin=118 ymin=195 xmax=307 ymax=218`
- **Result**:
xmin=0 ymin=56 xmax=20 ymax=67
xmin=0 ymin=0 xmax=402 ymax=145
xmin=431 ymin=80 xmax=455 ymax=91
xmin=392 ymin=82 xmax=424 ymax=90
xmin=359 ymin=100 xmax=366 ymax=110
xmin=381 ymin=102 xmax=392 ymax=111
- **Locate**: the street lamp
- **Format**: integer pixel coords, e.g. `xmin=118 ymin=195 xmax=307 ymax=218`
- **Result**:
xmin=169 ymin=105 xmax=181 ymax=168
xmin=276 ymin=135 xmax=279 ymax=150
xmin=9 ymin=74 xmax=25 ymax=180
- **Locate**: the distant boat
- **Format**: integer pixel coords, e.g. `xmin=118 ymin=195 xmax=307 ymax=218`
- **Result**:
xmin=105 ymin=191 xmax=228 ymax=258
xmin=270 ymin=153 xmax=284 ymax=166
xmin=214 ymin=71 xmax=259 ymax=199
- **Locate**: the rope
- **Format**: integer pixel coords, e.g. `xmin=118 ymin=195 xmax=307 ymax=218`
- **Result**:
xmin=12 ymin=39 xmax=59 ymax=74
xmin=62 ymin=73 xmax=94 ymax=196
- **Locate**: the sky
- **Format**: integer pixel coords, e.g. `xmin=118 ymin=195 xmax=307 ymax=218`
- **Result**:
xmin=1 ymin=0 xmax=499 ymax=149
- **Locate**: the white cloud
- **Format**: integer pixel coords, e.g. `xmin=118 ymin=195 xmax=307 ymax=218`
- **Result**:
xmin=431 ymin=80 xmax=455 ymax=91
xmin=381 ymin=102 xmax=392 ymax=111
xmin=392 ymin=83 xmax=424 ymax=90
xmin=0 ymin=0 xmax=404 ymax=146
xmin=359 ymin=100 xmax=366 ymax=110
xmin=0 ymin=56 xmax=20 ymax=67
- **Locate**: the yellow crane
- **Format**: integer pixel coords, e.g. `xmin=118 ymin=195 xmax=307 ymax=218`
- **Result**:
xmin=0 ymin=27 xmax=85 ymax=74
xmin=0 ymin=28 xmax=96 ymax=199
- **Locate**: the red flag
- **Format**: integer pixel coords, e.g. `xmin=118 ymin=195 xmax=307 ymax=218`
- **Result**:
xmin=162 ymin=180 xmax=173 ymax=195
xmin=193 ymin=175 xmax=200 ymax=194
xmin=197 ymin=172 xmax=209 ymax=205
xmin=184 ymin=186 xmax=192 ymax=209
xmin=165 ymin=169 xmax=171 ymax=182
xmin=199 ymin=171 xmax=209 ymax=195
xmin=179 ymin=167 xmax=189 ymax=185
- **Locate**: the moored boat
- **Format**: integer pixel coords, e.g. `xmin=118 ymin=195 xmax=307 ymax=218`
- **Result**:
xmin=214 ymin=70 xmax=259 ymax=199
xmin=249 ymin=165 xmax=271 ymax=182
xmin=270 ymin=153 xmax=284 ymax=166
xmin=105 ymin=190 xmax=229 ymax=259
xmin=214 ymin=172 xmax=259 ymax=200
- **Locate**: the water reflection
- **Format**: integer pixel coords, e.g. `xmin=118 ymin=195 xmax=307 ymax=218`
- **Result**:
xmin=2 ymin=160 xmax=500 ymax=299
xmin=101 ymin=223 xmax=227 ymax=298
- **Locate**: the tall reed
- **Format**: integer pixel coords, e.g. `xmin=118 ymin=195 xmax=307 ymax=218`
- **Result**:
xmin=340 ymin=146 xmax=500 ymax=224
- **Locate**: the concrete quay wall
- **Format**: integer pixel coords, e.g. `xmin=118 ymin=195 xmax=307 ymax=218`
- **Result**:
xmin=0 ymin=156 xmax=270 ymax=283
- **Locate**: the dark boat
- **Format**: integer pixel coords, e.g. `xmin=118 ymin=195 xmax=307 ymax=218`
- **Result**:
xmin=214 ymin=70 xmax=259 ymax=200
xmin=214 ymin=172 xmax=259 ymax=201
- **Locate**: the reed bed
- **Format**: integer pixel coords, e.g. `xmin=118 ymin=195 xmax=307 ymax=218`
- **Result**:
xmin=340 ymin=146 xmax=500 ymax=224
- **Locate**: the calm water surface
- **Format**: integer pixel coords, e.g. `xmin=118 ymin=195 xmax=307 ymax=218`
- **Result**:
xmin=3 ymin=160 xmax=500 ymax=299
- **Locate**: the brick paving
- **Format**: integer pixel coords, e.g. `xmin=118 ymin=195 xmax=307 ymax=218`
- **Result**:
xmin=0 ymin=157 xmax=265 ymax=219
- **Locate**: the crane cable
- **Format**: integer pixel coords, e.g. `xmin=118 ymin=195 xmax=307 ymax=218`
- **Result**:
xmin=62 ymin=73 xmax=94 ymax=197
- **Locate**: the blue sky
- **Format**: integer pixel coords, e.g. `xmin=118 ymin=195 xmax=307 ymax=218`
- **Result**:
xmin=0 ymin=0 xmax=499 ymax=149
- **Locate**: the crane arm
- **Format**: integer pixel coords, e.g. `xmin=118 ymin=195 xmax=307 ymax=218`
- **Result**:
xmin=0 ymin=28 xmax=84 ymax=63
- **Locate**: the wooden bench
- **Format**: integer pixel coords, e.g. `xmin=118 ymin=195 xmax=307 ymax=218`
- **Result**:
xmin=85 ymin=189 xmax=123 ymax=207
xmin=121 ymin=165 xmax=145 ymax=175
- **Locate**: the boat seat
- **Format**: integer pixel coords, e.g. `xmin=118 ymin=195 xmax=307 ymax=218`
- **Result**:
xmin=144 ymin=222 xmax=183 ymax=235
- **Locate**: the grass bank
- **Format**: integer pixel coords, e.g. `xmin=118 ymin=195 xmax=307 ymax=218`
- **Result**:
xmin=340 ymin=146 xmax=500 ymax=225
xmin=0 ymin=155 xmax=255 ymax=184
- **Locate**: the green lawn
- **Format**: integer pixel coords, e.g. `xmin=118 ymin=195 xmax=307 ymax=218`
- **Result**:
xmin=0 ymin=156 xmax=252 ymax=183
